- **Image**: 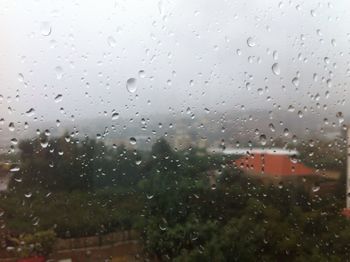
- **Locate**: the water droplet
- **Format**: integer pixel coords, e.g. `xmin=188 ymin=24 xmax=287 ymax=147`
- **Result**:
xmin=271 ymin=63 xmax=280 ymax=75
xmin=40 ymin=22 xmax=51 ymax=36
xmin=55 ymin=66 xmax=63 ymax=79
xmin=10 ymin=138 xmax=18 ymax=145
xmin=158 ymin=0 xmax=163 ymax=15
xmin=55 ymin=94 xmax=63 ymax=102
xmin=159 ymin=224 xmax=167 ymax=231
xmin=10 ymin=165 xmax=20 ymax=172
xmin=107 ymin=36 xmax=116 ymax=47
xmin=259 ymin=134 xmax=266 ymax=146
xmin=288 ymin=105 xmax=295 ymax=112
xmin=24 ymin=192 xmax=32 ymax=198
xmin=26 ymin=108 xmax=35 ymax=117
xmin=8 ymin=122 xmax=15 ymax=132
xmin=126 ymin=78 xmax=137 ymax=93
xmin=292 ymin=77 xmax=299 ymax=87
xmin=146 ymin=194 xmax=154 ymax=200
xmin=292 ymin=135 xmax=298 ymax=143
xmin=308 ymin=139 xmax=315 ymax=147
xmin=129 ymin=137 xmax=137 ymax=145
xmin=298 ymin=110 xmax=303 ymax=118
xmin=40 ymin=141 xmax=49 ymax=148
xmin=331 ymin=39 xmax=336 ymax=47
xmin=290 ymin=154 xmax=298 ymax=164
xmin=191 ymin=231 xmax=199 ymax=241
xmin=18 ymin=73 xmax=24 ymax=82
xmin=112 ymin=112 xmax=119 ymax=120
xmin=324 ymin=57 xmax=330 ymax=64
xmin=247 ymin=37 xmax=256 ymax=47
xmin=138 ymin=70 xmax=146 ymax=78
xmin=312 ymin=184 xmax=320 ymax=192
xmin=336 ymin=112 xmax=344 ymax=124
xmin=269 ymin=123 xmax=275 ymax=132
xmin=273 ymin=50 xmax=278 ymax=60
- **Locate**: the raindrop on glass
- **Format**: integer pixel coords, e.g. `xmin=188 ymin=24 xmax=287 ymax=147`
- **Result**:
xmin=298 ymin=110 xmax=303 ymax=118
xmin=126 ymin=78 xmax=137 ymax=93
xmin=138 ymin=70 xmax=146 ymax=78
xmin=10 ymin=165 xmax=20 ymax=172
xmin=271 ymin=63 xmax=280 ymax=75
xmin=292 ymin=77 xmax=299 ymax=87
xmin=146 ymin=194 xmax=154 ymax=200
xmin=18 ymin=73 xmax=24 ymax=82
xmin=40 ymin=22 xmax=52 ymax=36
xmin=112 ymin=112 xmax=119 ymax=120
xmin=10 ymin=138 xmax=18 ymax=145
xmin=107 ymin=36 xmax=116 ymax=47
xmin=288 ymin=105 xmax=295 ymax=112
xmin=247 ymin=37 xmax=256 ymax=47
xmin=55 ymin=66 xmax=63 ymax=80
xmin=129 ymin=137 xmax=137 ymax=145
xmin=336 ymin=112 xmax=344 ymax=124
xmin=55 ymin=94 xmax=63 ymax=103
xmin=8 ymin=122 xmax=15 ymax=132
xmin=312 ymin=184 xmax=320 ymax=192
xmin=259 ymin=134 xmax=267 ymax=146
xmin=40 ymin=141 xmax=49 ymax=148
xmin=24 ymin=192 xmax=32 ymax=198
xmin=331 ymin=39 xmax=336 ymax=47
xmin=26 ymin=108 xmax=35 ymax=117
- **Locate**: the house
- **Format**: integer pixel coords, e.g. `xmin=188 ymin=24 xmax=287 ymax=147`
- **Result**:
xmin=233 ymin=150 xmax=341 ymax=195
xmin=234 ymin=153 xmax=315 ymax=178
xmin=233 ymin=151 xmax=316 ymax=186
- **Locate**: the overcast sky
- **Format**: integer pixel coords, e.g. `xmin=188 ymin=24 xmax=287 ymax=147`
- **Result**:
xmin=0 ymin=0 xmax=350 ymax=126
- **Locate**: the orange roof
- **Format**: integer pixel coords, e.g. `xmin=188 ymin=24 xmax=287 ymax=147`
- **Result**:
xmin=235 ymin=153 xmax=315 ymax=176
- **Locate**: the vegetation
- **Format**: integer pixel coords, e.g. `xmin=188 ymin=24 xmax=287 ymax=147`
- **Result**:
xmin=15 ymin=229 xmax=56 ymax=258
xmin=0 ymin=133 xmax=350 ymax=260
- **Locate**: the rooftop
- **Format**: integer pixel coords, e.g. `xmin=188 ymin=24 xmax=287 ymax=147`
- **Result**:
xmin=208 ymin=147 xmax=299 ymax=156
xmin=234 ymin=153 xmax=315 ymax=177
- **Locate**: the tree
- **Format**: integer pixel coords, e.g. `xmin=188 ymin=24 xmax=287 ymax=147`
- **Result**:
xmin=16 ymin=229 xmax=57 ymax=258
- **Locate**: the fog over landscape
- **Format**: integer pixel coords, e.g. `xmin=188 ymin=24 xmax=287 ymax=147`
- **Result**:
xmin=2 ymin=1 xmax=350 ymax=261
xmin=0 ymin=0 xmax=350 ymax=149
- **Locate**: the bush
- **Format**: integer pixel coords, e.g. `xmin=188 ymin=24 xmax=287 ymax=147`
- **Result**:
xmin=16 ymin=229 xmax=57 ymax=258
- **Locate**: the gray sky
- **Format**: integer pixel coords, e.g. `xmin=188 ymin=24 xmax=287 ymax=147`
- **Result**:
xmin=0 ymin=0 xmax=350 ymax=126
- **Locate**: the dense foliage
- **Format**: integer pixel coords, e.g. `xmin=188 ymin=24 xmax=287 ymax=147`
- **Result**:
xmin=1 ymin=134 xmax=350 ymax=260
